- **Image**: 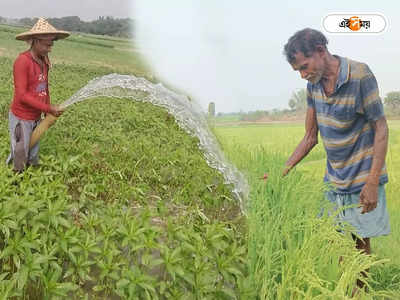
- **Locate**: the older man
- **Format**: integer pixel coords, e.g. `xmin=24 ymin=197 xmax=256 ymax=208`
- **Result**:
xmin=282 ymin=28 xmax=390 ymax=292
xmin=7 ymin=18 xmax=69 ymax=172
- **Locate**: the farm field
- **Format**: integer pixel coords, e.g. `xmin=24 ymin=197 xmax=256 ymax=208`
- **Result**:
xmin=0 ymin=22 xmax=399 ymax=299
xmin=214 ymin=121 xmax=400 ymax=298
xmin=0 ymin=25 xmax=246 ymax=299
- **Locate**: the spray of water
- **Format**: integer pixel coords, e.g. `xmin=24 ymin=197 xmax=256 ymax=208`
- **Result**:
xmin=61 ymin=74 xmax=249 ymax=212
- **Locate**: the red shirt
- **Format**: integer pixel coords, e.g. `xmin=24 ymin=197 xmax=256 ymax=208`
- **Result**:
xmin=11 ymin=51 xmax=51 ymax=120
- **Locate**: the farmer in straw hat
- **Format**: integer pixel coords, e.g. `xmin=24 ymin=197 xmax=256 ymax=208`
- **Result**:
xmin=282 ymin=28 xmax=390 ymax=295
xmin=6 ymin=18 xmax=69 ymax=172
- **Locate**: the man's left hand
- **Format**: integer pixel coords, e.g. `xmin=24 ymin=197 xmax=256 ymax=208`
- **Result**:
xmin=49 ymin=104 xmax=64 ymax=117
xmin=359 ymin=183 xmax=379 ymax=214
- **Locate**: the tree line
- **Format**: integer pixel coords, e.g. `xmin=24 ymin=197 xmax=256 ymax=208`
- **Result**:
xmin=0 ymin=16 xmax=134 ymax=38
xmin=288 ymin=89 xmax=400 ymax=117
xmin=214 ymin=90 xmax=400 ymax=122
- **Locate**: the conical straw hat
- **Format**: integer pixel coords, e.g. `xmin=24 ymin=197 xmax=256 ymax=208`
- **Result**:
xmin=16 ymin=17 xmax=70 ymax=41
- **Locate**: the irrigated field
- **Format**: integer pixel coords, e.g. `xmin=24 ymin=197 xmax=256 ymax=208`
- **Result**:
xmin=0 ymin=25 xmax=246 ymax=299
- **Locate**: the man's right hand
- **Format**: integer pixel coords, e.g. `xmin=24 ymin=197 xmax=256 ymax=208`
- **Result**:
xmin=281 ymin=107 xmax=318 ymax=178
xmin=282 ymin=165 xmax=292 ymax=177
xmin=49 ymin=105 xmax=64 ymax=117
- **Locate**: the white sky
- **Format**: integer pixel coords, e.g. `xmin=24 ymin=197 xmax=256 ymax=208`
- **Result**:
xmin=135 ymin=1 xmax=400 ymax=113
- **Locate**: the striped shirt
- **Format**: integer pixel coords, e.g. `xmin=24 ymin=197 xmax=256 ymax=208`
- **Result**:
xmin=307 ymin=56 xmax=388 ymax=193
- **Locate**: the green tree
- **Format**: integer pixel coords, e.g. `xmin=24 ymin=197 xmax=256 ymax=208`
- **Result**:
xmin=288 ymin=89 xmax=307 ymax=112
xmin=2 ymin=16 xmax=134 ymax=38
xmin=208 ymin=102 xmax=216 ymax=117
xmin=384 ymin=91 xmax=400 ymax=115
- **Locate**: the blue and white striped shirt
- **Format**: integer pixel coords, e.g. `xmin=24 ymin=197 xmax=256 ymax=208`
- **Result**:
xmin=307 ymin=56 xmax=388 ymax=193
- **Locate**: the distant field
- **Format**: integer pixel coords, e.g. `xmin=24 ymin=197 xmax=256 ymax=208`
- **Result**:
xmin=0 ymin=24 xmax=149 ymax=77
xmin=214 ymin=114 xmax=242 ymax=123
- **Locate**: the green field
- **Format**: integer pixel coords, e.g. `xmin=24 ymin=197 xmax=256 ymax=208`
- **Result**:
xmin=214 ymin=122 xmax=400 ymax=298
xmin=0 ymin=23 xmax=399 ymax=299
xmin=0 ymin=25 xmax=246 ymax=299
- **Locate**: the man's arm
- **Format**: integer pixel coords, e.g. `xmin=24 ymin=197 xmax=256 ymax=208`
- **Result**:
xmin=283 ymin=107 xmax=319 ymax=176
xmin=360 ymin=117 xmax=388 ymax=213
xmin=358 ymin=63 xmax=388 ymax=214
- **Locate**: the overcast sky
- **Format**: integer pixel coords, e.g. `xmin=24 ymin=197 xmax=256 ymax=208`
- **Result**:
xmin=1 ymin=0 xmax=132 ymax=21
xmin=2 ymin=1 xmax=399 ymax=113
xmin=135 ymin=1 xmax=400 ymax=113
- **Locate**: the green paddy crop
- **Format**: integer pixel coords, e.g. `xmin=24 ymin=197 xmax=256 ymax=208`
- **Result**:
xmin=215 ymin=123 xmax=400 ymax=299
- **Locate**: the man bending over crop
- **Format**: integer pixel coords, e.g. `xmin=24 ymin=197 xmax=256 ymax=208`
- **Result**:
xmin=282 ymin=28 xmax=390 ymax=294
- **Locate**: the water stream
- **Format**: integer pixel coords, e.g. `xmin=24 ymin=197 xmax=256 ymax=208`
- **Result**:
xmin=61 ymin=74 xmax=249 ymax=212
